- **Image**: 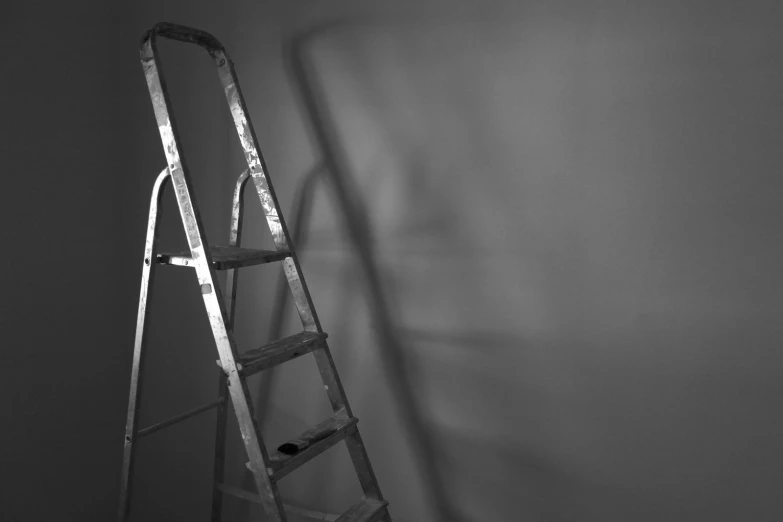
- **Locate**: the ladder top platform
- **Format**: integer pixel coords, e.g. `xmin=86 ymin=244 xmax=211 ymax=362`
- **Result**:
xmin=157 ymin=245 xmax=290 ymax=270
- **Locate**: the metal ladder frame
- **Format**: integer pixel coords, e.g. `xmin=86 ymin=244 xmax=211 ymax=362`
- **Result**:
xmin=118 ymin=22 xmax=390 ymax=522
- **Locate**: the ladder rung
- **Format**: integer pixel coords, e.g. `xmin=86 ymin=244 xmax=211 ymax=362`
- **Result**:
xmin=157 ymin=245 xmax=289 ymax=270
xmin=334 ymin=498 xmax=389 ymax=522
xmin=238 ymin=332 xmax=327 ymax=376
xmin=268 ymin=414 xmax=358 ymax=481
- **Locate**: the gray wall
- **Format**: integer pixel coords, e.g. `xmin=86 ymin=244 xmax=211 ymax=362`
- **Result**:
xmin=237 ymin=2 xmax=783 ymax=521
xmin=1 ymin=2 xmax=238 ymax=520
xmin=3 ymin=1 xmax=783 ymax=521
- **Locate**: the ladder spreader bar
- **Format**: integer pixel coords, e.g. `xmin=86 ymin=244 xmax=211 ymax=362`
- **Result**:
xmin=137 ymin=398 xmax=226 ymax=438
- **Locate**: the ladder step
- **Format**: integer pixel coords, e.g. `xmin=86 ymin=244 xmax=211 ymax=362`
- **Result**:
xmin=335 ymin=498 xmax=389 ymax=522
xmin=268 ymin=414 xmax=358 ymax=481
xmin=238 ymin=331 xmax=327 ymax=376
xmin=157 ymin=245 xmax=289 ymax=270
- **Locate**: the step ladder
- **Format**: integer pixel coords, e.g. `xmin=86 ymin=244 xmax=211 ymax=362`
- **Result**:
xmin=118 ymin=22 xmax=391 ymax=522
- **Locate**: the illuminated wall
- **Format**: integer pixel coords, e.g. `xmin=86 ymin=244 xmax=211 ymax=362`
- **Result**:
xmin=4 ymin=1 xmax=783 ymax=521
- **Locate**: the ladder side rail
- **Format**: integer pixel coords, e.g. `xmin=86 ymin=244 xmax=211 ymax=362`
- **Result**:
xmin=227 ymin=169 xmax=252 ymax=328
xmin=213 ymin=47 xmax=322 ymax=334
xmin=118 ymin=167 xmax=170 ymax=522
xmin=140 ymin=29 xmax=288 ymax=521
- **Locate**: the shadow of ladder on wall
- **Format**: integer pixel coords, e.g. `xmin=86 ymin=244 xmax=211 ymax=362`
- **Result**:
xmin=117 ymin=23 xmax=392 ymax=522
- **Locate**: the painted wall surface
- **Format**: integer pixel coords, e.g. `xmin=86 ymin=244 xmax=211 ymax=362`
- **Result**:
xmin=229 ymin=2 xmax=783 ymax=521
xmin=1 ymin=2 xmax=239 ymax=520
xmin=3 ymin=1 xmax=783 ymax=521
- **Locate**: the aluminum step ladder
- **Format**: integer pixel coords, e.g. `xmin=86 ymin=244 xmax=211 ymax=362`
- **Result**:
xmin=118 ymin=22 xmax=391 ymax=522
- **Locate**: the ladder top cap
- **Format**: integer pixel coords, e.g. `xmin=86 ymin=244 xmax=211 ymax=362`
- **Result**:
xmin=141 ymin=22 xmax=225 ymax=53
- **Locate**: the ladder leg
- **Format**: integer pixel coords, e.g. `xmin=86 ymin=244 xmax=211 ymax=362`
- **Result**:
xmin=210 ymin=374 xmax=229 ymax=522
xmin=218 ymin=54 xmax=387 ymax=509
xmin=211 ymin=170 xmax=250 ymax=521
xmin=118 ymin=168 xmax=169 ymax=522
xmin=233 ymin=380 xmax=288 ymax=521
xmin=312 ymin=345 xmax=385 ymax=501
xmin=286 ymin=165 xmax=390 ymax=504
xmin=257 ymin=163 xmax=323 ymax=425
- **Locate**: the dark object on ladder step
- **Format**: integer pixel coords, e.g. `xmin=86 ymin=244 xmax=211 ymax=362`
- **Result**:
xmin=278 ymin=427 xmax=334 ymax=455
xmin=268 ymin=414 xmax=358 ymax=481
xmin=238 ymin=331 xmax=327 ymax=376
xmin=157 ymin=245 xmax=290 ymax=270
